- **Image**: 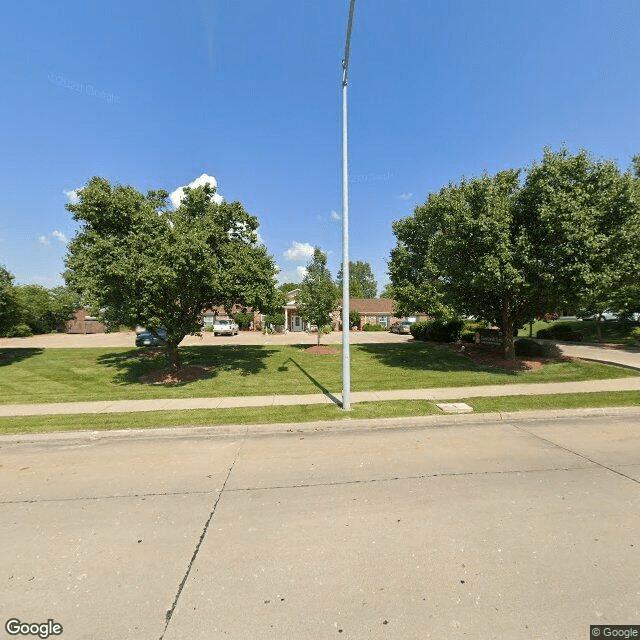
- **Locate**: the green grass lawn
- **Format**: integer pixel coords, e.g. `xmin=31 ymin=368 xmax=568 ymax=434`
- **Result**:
xmin=0 ymin=390 xmax=638 ymax=435
xmin=0 ymin=342 xmax=638 ymax=405
xmin=518 ymin=318 xmax=639 ymax=343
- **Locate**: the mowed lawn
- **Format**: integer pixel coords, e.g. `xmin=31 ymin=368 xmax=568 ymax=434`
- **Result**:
xmin=0 ymin=342 xmax=638 ymax=405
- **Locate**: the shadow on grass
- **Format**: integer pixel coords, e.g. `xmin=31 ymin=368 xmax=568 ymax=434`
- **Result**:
xmin=96 ymin=345 xmax=275 ymax=386
xmin=285 ymin=357 xmax=342 ymax=407
xmin=356 ymin=341 xmax=517 ymax=375
xmin=0 ymin=348 xmax=44 ymax=367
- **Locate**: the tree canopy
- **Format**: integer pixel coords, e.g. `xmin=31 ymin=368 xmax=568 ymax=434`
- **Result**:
xmin=389 ymin=148 xmax=640 ymax=357
xmin=297 ymin=247 xmax=339 ymax=345
xmin=0 ymin=265 xmax=19 ymax=336
xmin=64 ymin=176 xmax=279 ymax=368
xmin=336 ymin=260 xmax=378 ymax=298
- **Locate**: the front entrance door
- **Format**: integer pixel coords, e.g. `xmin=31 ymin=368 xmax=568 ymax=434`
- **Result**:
xmin=293 ymin=315 xmax=303 ymax=331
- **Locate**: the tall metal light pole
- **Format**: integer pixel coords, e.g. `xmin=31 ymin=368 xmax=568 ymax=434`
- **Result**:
xmin=341 ymin=0 xmax=356 ymax=411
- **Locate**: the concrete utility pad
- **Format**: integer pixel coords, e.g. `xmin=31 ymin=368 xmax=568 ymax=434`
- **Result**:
xmin=436 ymin=402 xmax=473 ymax=413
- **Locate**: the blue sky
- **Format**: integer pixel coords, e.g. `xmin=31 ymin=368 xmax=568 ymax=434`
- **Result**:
xmin=2 ymin=1 xmax=640 ymax=292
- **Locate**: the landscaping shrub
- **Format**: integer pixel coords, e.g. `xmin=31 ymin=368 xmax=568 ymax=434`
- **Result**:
xmin=203 ymin=326 xmax=214 ymax=332
xmin=264 ymin=312 xmax=285 ymax=327
xmin=5 ymin=323 xmax=33 ymax=337
xmin=321 ymin=324 xmax=332 ymax=334
xmin=234 ymin=312 xmax=253 ymax=330
xmin=460 ymin=321 xmax=487 ymax=343
xmin=536 ymin=323 xmax=583 ymax=341
xmin=410 ymin=318 xmax=464 ymax=342
xmin=630 ymin=327 xmax=640 ymax=343
xmin=514 ymin=338 xmax=560 ymax=358
xmin=349 ymin=310 xmax=361 ymax=328
xmin=362 ymin=323 xmax=385 ymax=331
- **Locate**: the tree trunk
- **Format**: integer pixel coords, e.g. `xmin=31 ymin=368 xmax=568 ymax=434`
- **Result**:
xmin=317 ymin=327 xmax=321 ymax=346
xmin=595 ymin=315 xmax=602 ymax=342
xmin=501 ymin=300 xmax=515 ymax=360
xmin=166 ymin=340 xmax=181 ymax=370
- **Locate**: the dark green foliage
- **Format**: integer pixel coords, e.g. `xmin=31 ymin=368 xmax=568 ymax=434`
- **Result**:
xmin=628 ymin=327 xmax=640 ymax=343
xmin=349 ymin=310 xmax=361 ymax=328
xmin=13 ymin=285 xmax=77 ymax=334
xmin=461 ymin=320 xmax=488 ymax=342
xmin=234 ymin=312 xmax=254 ymax=330
xmin=514 ymin=338 xmax=562 ymax=358
xmin=0 ymin=265 xmax=20 ymax=336
xmin=537 ymin=324 xmax=583 ymax=341
xmin=410 ymin=319 xmax=464 ymax=342
xmin=297 ymin=248 xmax=339 ymax=345
xmin=389 ymin=147 xmax=640 ymax=359
xmin=5 ymin=323 xmax=33 ymax=337
xmin=337 ymin=261 xmax=378 ymax=298
xmin=362 ymin=323 xmax=385 ymax=331
xmin=264 ymin=312 xmax=285 ymax=327
xmin=64 ymin=177 xmax=278 ymax=368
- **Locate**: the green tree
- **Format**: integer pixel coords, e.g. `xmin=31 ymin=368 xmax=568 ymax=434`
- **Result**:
xmin=65 ymin=177 xmax=279 ymax=369
xmin=14 ymin=285 xmax=52 ymax=334
xmin=349 ymin=310 xmax=361 ymax=329
xmin=379 ymin=283 xmax=395 ymax=299
xmin=390 ymin=148 xmax=640 ymax=359
xmin=48 ymin=286 xmax=80 ymax=330
xmin=0 ymin=265 xmax=19 ymax=336
xmin=297 ymin=248 xmax=339 ymax=345
xmin=279 ymin=282 xmax=301 ymax=295
xmin=336 ymin=261 xmax=377 ymax=298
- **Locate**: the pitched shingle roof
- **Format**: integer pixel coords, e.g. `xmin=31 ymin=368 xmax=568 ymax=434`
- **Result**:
xmin=341 ymin=298 xmax=394 ymax=313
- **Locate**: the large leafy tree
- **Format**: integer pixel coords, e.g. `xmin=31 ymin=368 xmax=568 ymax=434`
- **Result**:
xmin=65 ymin=177 xmax=278 ymax=368
xmin=297 ymin=248 xmax=339 ymax=345
xmin=516 ymin=148 xmax=639 ymax=325
xmin=390 ymin=169 xmax=527 ymax=358
xmin=389 ymin=148 xmax=640 ymax=358
xmin=336 ymin=260 xmax=378 ymax=298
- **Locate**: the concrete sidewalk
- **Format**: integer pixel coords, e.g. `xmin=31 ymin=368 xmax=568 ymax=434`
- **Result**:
xmin=1 ymin=377 xmax=639 ymax=416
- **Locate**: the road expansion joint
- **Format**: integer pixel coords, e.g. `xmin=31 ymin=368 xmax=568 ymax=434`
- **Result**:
xmin=160 ymin=440 xmax=244 ymax=639
xmin=512 ymin=423 xmax=640 ymax=487
xmin=224 ymin=464 xmax=598 ymax=494
xmin=0 ymin=488 xmax=219 ymax=506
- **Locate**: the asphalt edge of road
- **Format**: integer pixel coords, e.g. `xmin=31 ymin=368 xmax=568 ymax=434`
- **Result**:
xmin=2 ymin=405 xmax=639 ymax=444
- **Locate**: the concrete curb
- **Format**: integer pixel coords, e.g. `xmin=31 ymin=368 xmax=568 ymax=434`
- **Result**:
xmin=2 ymin=405 xmax=639 ymax=444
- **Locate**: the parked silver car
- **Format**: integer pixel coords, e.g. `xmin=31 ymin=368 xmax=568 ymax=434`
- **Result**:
xmin=212 ymin=318 xmax=239 ymax=336
xmin=390 ymin=320 xmax=414 ymax=334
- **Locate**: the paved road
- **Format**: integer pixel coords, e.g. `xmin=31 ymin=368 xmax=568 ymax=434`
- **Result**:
xmin=2 ymin=413 xmax=639 ymax=639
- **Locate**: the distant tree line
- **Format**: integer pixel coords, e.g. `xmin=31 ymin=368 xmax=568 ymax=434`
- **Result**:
xmin=0 ymin=266 xmax=79 ymax=337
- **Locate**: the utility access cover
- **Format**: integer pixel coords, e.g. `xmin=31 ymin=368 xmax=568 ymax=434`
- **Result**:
xmin=436 ymin=403 xmax=473 ymax=413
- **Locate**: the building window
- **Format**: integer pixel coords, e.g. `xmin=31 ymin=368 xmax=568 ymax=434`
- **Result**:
xmin=203 ymin=316 xmax=214 ymax=326
xmin=379 ymin=315 xmax=388 ymax=327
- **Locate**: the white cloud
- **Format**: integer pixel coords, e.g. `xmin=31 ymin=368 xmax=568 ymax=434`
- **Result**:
xmin=399 ymin=192 xmax=413 ymax=200
xmin=283 ymin=241 xmax=314 ymax=261
xmin=276 ymin=266 xmax=306 ymax=284
xmin=170 ymin=173 xmax=224 ymax=209
xmin=52 ymin=230 xmax=67 ymax=243
xmin=330 ymin=210 xmax=341 ymax=221
xmin=38 ymin=235 xmax=50 ymax=246
xmin=64 ymin=189 xmax=80 ymax=204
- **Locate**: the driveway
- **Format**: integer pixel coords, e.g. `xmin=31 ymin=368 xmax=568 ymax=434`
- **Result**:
xmin=0 ymin=329 xmax=412 ymax=349
xmin=1 ymin=413 xmax=639 ymax=639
